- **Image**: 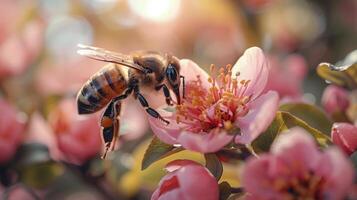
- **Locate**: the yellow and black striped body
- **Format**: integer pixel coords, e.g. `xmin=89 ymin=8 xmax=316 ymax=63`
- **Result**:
xmin=77 ymin=63 xmax=128 ymax=114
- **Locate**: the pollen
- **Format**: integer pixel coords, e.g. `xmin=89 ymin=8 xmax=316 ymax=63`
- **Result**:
xmin=175 ymin=64 xmax=252 ymax=133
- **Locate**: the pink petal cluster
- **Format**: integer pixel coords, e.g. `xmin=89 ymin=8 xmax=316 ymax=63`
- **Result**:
xmin=0 ymin=1 xmax=43 ymax=79
xmin=0 ymin=99 xmax=25 ymax=164
xmin=149 ymin=47 xmax=279 ymax=153
xmin=151 ymin=160 xmax=219 ymax=200
xmin=331 ymin=122 xmax=357 ymax=155
xmin=242 ymin=128 xmax=354 ymax=200
xmin=264 ymin=54 xmax=307 ymax=100
xmin=49 ymin=98 xmax=102 ymax=164
xmin=321 ymin=85 xmax=350 ymax=115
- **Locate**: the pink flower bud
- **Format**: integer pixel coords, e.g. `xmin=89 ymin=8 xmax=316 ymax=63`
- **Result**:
xmin=151 ymin=160 xmax=219 ymax=200
xmin=331 ymin=123 xmax=357 ymax=155
xmin=321 ymin=85 xmax=350 ymax=115
xmin=0 ymin=99 xmax=25 ymax=164
xmin=49 ymin=99 xmax=101 ymax=164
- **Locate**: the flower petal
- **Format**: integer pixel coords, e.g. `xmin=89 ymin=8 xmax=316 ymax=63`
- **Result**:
xmin=242 ymin=155 xmax=282 ymax=199
xmin=319 ymin=147 xmax=354 ymax=200
xmin=179 ymin=59 xmax=210 ymax=89
xmin=165 ymin=160 xmax=201 ymax=172
xmin=178 ymin=165 xmax=219 ymax=200
xmin=271 ymin=127 xmax=321 ymax=173
xmin=148 ymin=108 xmax=182 ymax=144
xmin=231 ymin=47 xmax=269 ymax=99
xmin=151 ymin=173 xmax=184 ymax=200
xmin=235 ymin=91 xmax=279 ymax=144
xmin=178 ymin=129 xmax=233 ymax=153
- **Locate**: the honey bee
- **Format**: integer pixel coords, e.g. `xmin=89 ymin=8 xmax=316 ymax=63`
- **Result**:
xmin=76 ymin=44 xmax=185 ymax=158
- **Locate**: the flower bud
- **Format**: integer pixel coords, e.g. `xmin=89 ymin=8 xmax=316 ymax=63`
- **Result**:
xmin=151 ymin=160 xmax=219 ymax=200
xmin=331 ymin=123 xmax=357 ymax=155
xmin=321 ymin=85 xmax=350 ymax=115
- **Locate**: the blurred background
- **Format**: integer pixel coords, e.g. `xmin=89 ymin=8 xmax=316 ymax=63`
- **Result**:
xmin=0 ymin=0 xmax=356 ymax=199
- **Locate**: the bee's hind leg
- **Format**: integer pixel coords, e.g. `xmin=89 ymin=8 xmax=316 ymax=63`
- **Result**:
xmin=100 ymin=100 xmax=121 ymax=159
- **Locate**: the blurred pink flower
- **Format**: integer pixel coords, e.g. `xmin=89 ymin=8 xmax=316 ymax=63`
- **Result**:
xmin=331 ymin=123 xmax=357 ymax=155
xmin=49 ymin=98 xmax=101 ymax=164
xmin=242 ymin=128 xmax=354 ymax=200
xmin=149 ymin=47 xmax=279 ymax=153
xmin=264 ymin=54 xmax=307 ymax=100
xmin=0 ymin=0 xmax=44 ymax=80
xmin=0 ymin=99 xmax=25 ymax=164
xmin=151 ymin=160 xmax=218 ymax=200
xmin=321 ymin=85 xmax=350 ymax=115
xmin=26 ymin=112 xmax=63 ymax=161
xmin=35 ymin=58 xmax=102 ymax=96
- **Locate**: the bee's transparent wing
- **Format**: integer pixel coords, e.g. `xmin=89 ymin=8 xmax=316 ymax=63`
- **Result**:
xmin=77 ymin=44 xmax=146 ymax=72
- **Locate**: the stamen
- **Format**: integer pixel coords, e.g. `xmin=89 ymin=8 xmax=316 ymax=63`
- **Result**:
xmin=176 ymin=63 xmax=253 ymax=133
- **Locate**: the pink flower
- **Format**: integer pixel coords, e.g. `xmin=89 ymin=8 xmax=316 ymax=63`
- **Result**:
xmin=149 ymin=47 xmax=279 ymax=153
xmin=242 ymin=128 xmax=354 ymax=200
xmin=26 ymin=112 xmax=63 ymax=161
xmin=49 ymin=98 xmax=101 ymax=164
xmin=0 ymin=99 xmax=25 ymax=164
xmin=151 ymin=160 xmax=219 ymax=200
xmin=331 ymin=123 xmax=357 ymax=155
xmin=264 ymin=54 xmax=307 ymax=100
xmin=35 ymin=58 xmax=103 ymax=96
xmin=321 ymin=85 xmax=350 ymax=115
xmin=0 ymin=0 xmax=44 ymax=80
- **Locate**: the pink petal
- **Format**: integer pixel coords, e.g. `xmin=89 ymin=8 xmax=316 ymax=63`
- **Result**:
xmin=231 ymin=47 xmax=269 ymax=100
xmin=179 ymin=59 xmax=210 ymax=89
xmin=165 ymin=160 xmax=200 ymax=172
xmin=271 ymin=128 xmax=321 ymax=174
xmin=151 ymin=173 xmax=184 ymax=200
xmin=242 ymin=155 xmax=282 ymax=199
xmin=331 ymin=123 xmax=357 ymax=155
xmin=178 ymin=165 xmax=219 ymax=200
xmin=319 ymin=147 xmax=354 ymax=200
xmin=235 ymin=91 xmax=279 ymax=144
xmin=178 ymin=129 xmax=233 ymax=153
xmin=148 ymin=108 xmax=182 ymax=144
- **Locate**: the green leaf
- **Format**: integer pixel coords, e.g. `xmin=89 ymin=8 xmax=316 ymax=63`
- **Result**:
xmin=21 ymin=161 xmax=63 ymax=189
xmin=219 ymin=181 xmax=231 ymax=200
xmin=252 ymin=111 xmax=332 ymax=153
xmin=141 ymin=137 xmax=183 ymax=170
xmin=204 ymin=153 xmax=223 ymax=181
xmin=14 ymin=143 xmax=63 ymax=189
xmin=280 ymin=103 xmax=333 ymax=135
xmin=316 ymin=50 xmax=357 ymax=89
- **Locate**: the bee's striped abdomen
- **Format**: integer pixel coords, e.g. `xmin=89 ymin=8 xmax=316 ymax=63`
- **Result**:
xmin=77 ymin=64 xmax=128 ymax=114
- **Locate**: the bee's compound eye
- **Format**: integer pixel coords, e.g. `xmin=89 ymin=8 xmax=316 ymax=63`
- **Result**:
xmin=166 ymin=65 xmax=178 ymax=83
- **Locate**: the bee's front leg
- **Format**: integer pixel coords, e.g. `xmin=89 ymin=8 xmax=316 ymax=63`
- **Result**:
xmin=135 ymin=86 xmax=170 ymax=125
xmin=155 ymin=84 xmax=173 ymax=106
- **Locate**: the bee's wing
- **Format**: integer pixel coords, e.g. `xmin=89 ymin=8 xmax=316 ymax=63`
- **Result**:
xmin=77 ymin=44 xmax=146 ymax=73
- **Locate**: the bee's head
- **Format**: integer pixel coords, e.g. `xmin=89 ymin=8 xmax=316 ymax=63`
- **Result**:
xmin=165 ymin=56 xmax=182 ymax=104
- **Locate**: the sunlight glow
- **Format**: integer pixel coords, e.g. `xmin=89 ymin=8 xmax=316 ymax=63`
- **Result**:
xmin=128 ymin=0 xmax=181 ymax=23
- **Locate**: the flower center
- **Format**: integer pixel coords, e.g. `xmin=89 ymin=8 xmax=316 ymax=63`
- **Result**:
xmin=274 ymin=171 xmax=325 ymax=199
xmin=176 ymin=64 xmax=252 ymax=133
